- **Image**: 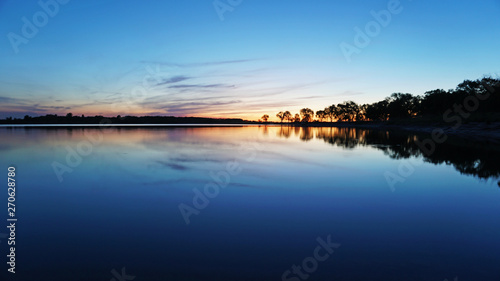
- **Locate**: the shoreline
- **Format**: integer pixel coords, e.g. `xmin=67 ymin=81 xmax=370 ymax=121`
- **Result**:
xmin=288 ymin=121 xmax=500 ymax=142
xmin=2 ymin=121 xmax=500 ymax=141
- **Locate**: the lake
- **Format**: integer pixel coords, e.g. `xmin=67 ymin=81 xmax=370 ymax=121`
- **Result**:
xmin=1 ymin=125 xmax=499 ymax=281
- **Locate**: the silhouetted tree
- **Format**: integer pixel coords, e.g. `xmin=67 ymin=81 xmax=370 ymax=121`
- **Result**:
xmin=357 ymin=104 xmax=368 ymax=121
xmin=276 ymin=111 xmax=286 ymax=123
xmin=365 ymin=99 xmax=390 ymax=121
xmin=386 ymin=93 xmax=420 ymax=119
xmin=293 ymin=113 xmax=301 ymax=123
xmin=324 ymin=107 xmax=332 ymax=122
xmin=300 ymin=108 xmax=314 ymax=122
xmin=316 ymin=110 xmax=326 ymax=122
xmin=455 ymin=77 xmax=500 ymax=113
xmin=326 ymin=105 xmax=338 ymax=122
xmin=337 ymin=101 xmax=359 ymax=122
xmin=419 ymin=89 xmax=450 ymax=115
xmin=283 ymin=111 xmax=292 ymax=123
xmin=261 ymin=114 xmax=269 ymax=122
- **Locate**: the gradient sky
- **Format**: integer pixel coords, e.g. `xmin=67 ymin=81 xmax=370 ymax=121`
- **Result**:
xmin=1 ymin=0 xmax=499 ymax=120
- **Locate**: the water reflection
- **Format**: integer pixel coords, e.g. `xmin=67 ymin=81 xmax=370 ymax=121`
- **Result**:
xmin=2 ymin=125 xmax=499 ymax=183
xmin=276 ymin=126 xmax=500 ymax=182
xmin=1 ymin=126 xmax=500 ymax=280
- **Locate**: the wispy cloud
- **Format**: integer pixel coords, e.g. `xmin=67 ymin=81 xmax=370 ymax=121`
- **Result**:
xmin=0 ymin=95 xmax=106 ymax=118
xmin=168 ymin=84 xmax=234 ymax=89
xmin=296 ymin=95 xmax=326 ymax=100
xmin=0 ymin=96 xmax=28 ymax=104
xmin=156 ymin=160 xmax=189 ymax=171
xmin=142 ymin=59 xmax=259 ymax=68
xmin=0 ymin=55 xmax=348 ymax=119
xmin=156 ymin=75 xmax=192 ymax=86
xmin=36 ymin=105 xmax=72 ymax=110
xmin=140 ymin=98 xmax=242 ymax=116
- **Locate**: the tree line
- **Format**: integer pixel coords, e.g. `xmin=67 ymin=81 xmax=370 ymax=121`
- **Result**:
xmin=0 ymin=114 xmax=255 ymax=125
xmin=2 ymin=77 xmax=498 ymax=125
xmin=269 ymin=77 xmax=499 ymax=123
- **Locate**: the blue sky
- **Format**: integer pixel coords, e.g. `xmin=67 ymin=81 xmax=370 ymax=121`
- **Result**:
xmin=1 ymin=0 xmax=499 ymax=120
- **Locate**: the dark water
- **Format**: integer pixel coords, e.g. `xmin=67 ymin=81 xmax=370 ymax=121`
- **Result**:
xmin=0 ymin=125 xmax=499 ymax=281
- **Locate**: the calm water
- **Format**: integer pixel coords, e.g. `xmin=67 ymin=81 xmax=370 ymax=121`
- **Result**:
xmin=1 ymin=125 xmax=499 ymax=281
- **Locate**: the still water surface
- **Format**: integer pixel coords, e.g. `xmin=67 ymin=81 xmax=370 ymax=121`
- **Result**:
xmin=1 ymin=125 xmax=499 ymax=281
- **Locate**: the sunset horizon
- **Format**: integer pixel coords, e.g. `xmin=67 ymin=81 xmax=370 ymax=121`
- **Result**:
xmin=2 ymin=1 xmax=499 ymax=121
xmin=1 ymin=73 xmax=498 ymax=122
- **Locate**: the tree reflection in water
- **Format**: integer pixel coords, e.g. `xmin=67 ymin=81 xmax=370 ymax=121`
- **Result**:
xmin=276 ymin=126 xmax=500 ymax=183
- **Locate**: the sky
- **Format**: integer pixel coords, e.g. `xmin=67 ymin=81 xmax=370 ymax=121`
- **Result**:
xmin=0 ymin=0 xmax=499 ymax=121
